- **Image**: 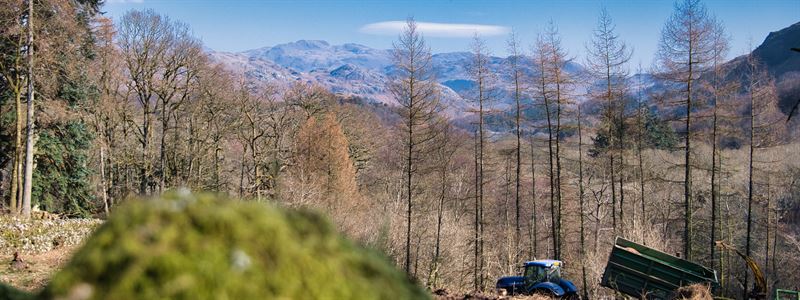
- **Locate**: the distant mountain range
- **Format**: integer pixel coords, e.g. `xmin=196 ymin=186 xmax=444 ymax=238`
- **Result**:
xmin=210 ymin=21 xmax=800 ymax=119
xmin=208 ymin=39 xmax=584 ymax=116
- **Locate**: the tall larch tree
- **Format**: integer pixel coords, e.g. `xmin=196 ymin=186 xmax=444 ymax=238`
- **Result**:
xmin=468 ymin=33 xmax=493 ymax=291
xmin=532 ymin=33 xmax=557 ymax=259
xmin=293 ymin=113 xmax=359 ymax=210
xmin=542 ymin=21 xmax=572 ymax=259
xmin=585 ymin=7 xmax=631 ymax=232
xmin=706 ymin=18 xmax=730 ymax=272
xmin=743 ymin=51 xmax=781 ymax=298
xmin=655 ymin=0 xmax=719 ymax=260
xmin=387 ymin=18 xmax=441 ymax=275
xmin=506 ymin=30 xmax=524 ymax=263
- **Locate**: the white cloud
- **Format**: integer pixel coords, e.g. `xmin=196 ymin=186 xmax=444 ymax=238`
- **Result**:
xmin=105 ymin=0 xmax=144 ymax=4
xmin=360 ymin=21 xmax=509 ymax=38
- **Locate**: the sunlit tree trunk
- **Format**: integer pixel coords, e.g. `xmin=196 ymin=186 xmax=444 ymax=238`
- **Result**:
xmin=21 ymin=0 xmax=35 ymax=218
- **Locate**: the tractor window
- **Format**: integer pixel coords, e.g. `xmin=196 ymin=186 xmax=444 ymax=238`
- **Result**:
xmin=547 ymin=267 xmax=561 ymax=282
xmin=525 ymin=266 xmax=547 ymax=282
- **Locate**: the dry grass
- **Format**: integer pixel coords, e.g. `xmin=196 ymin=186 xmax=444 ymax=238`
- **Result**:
xmin=431 ymin=289 xmax=555 ymax=300
xmin=0 ymin=216 xmax=101 ymax=292
xmin=674 ymin=284 xmax=713 ymax=300
xmin=0 ymin=245 xmax=78 ymax=291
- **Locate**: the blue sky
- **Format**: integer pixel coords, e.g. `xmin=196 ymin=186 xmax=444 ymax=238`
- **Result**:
xmin=102 ymin=0 xmax=799 ymax=66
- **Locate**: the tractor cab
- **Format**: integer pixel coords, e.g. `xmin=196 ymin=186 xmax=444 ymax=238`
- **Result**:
xmin=523 ymin=259 xmax=562 ymax=284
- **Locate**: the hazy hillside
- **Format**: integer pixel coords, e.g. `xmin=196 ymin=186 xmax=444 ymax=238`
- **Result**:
xmin=720 ymin=21 xmax=800 ymax=115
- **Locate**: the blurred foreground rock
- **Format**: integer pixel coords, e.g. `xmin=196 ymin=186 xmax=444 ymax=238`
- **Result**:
xmin=1 ymin=193 xmax=428 ymax=300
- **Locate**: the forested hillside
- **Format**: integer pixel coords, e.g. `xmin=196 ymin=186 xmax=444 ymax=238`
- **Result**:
xmin=0 ymin=0 xmax=798 ymax=298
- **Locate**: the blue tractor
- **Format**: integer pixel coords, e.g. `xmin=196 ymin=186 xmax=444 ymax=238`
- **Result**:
xmin=495 ymin=259 xmax=579 ymax=299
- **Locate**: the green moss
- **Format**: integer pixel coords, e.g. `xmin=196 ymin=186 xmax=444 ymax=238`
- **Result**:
xmin=38 ymin=193 xmax=428 ymax=300
xmin=0 ymin=282 xmax=34 ymax=300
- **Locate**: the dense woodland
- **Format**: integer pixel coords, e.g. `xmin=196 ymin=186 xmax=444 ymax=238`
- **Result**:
xmin=1 ymin=0 xmax=799 ymax=298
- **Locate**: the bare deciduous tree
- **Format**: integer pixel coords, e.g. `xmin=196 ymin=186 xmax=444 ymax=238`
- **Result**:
xmin=0 ymin=0 xmax=28 ymax=215
xmin=388 ymin=18 xmax=442 ymax=275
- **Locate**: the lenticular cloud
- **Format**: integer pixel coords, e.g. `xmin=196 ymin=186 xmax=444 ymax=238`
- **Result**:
xmin=360 ymin=21 xmax=510 ymax=37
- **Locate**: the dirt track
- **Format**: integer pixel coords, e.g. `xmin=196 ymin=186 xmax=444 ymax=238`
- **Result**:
xmin=432 ymin=289 xmax=552 ymax=300
xmin=0 ymin=246 xmax=77 ymax=291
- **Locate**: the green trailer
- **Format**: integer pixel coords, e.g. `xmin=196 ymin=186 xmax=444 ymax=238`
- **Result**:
xmin=776 ymin=289 xmax=800 ymax=300
xmin=601 ymin=237 xmax=718 ymax=299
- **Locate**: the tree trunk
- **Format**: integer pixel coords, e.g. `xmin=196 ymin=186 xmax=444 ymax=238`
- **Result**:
xmin=683 ymin=55 xmax=694 ymax=262
xmin=617 ymin=96 xmax=626 ymax=231
xmin=159 ymin=109 xmax=169 ymax=193
xmin=710 ymin=98 xmax=719 ymax=270
xmin=544 ymin=97 xmax=556 ymax=259
xmin=618 ymin=157 xmax=625 ymax=230
xmin=100 ymin=146 xmax=109 ymax=216
xmin=11 ymin=83 xmax=23 ymax=214
xmin=213 ymin=142 xmax=221 ymax=191
xmin=544 ymin=96 xmax=556 ymax=258
xmin=578 ymin=105 xmax=589 ymax=300
xmin=744 ymin=72 xmax=755 ymax=299
xmin=610 ymin=156 xmax=617 ymax=232
xmin=473 ymin=132 xmax=480 ymax=290
xmin=763 ymin=178 xmax=770 ymax=293
xmin=554 ymin=76 xmax=563 ymax=260
xmin=252 ymin=138 xmax=260 ymax=201
xmin=476 ymin=65 xmax=486 ymax=290
xmin=514 ymin=68 xmax=522 ymax=264
xmin=428 ymin=166 xmax=447 ymax=289
xmin=238 ymin=147 xmax=246 ymax=198
xmin=139 ymin=109 xmax=150 ymax=195
xmin=21 ymin=0 xmax=35 ymax=219
xmin=529 ymin=137 xmax=538 ymax=259
xmin=404 ymin=79 xmax=414 ymax=274
xmin=637 ymin=87 xmax=646 ymax=226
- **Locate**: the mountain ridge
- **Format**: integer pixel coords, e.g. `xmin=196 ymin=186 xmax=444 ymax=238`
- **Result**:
xmin=209 ymin=39 xmax=584 ymax=116
xmin=210 ymin=22 xmax=799 ymax=119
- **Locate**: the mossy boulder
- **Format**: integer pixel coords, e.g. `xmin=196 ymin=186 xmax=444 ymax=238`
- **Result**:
xmin=25 ymin=193 xmax=427 ymax=300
